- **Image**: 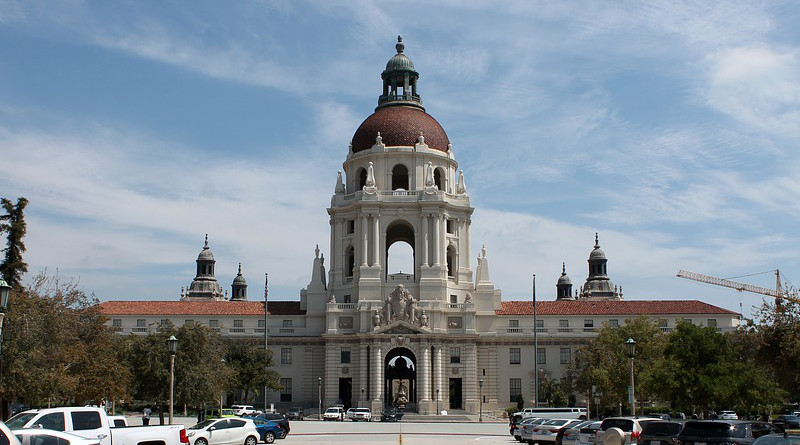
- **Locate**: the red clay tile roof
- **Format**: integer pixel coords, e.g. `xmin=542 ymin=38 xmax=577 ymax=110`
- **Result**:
xmin=98 ymin=300 xmax=305 ymax=316
xmin=351 ymin=105 xmax=450 ymax=153
xmin=496 ymin=300 xmax=738 ymax=316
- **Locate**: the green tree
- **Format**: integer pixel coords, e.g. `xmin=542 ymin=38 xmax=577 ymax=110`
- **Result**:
xmin=2 ymin=272 xmax=130 ymax=406
xmin=223 ymin=339 xmax=281 ymax=405
xmin=0 ymin=197 xmax=29 ymax=288
xmin=567 ymin=316 xmax=665 ymax=413
xmin=747 ymin=298 xmax=800 ymax=401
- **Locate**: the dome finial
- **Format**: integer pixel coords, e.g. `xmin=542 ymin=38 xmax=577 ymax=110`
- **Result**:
xmin=204 ymin=233 xmax=209 ymax=248
xmin=562 ymin=262 xmax=566 ymax=275
xmin=595 ymin=232 xmax=599 ymax=248
xmin=396 ymin=35 xmax=404 ymax=54
xmin=238 ymin=262 xmax=242 ymax=274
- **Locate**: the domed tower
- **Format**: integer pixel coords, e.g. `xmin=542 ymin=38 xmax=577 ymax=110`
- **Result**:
xmin=230 ymin=263 xmax=248 ymax=301
xmin=184 ymin=234 xmax=224 ymax=301
xmin=305 ymin=35 xmax=500 ymax=317
xmin=580 ymin=233 xmax=621 ymax=300
xmin=556 ymin=262 xmax=573 ymax=300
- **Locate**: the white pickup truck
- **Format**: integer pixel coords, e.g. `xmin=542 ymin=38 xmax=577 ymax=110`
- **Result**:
xmin=6 ymin=407 xmax=188 ymax=445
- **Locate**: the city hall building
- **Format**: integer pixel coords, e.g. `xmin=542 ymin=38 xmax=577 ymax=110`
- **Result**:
xmin=100 ymin=38 xmax=739 ymax=415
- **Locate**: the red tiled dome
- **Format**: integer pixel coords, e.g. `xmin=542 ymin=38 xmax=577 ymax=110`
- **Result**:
xmin=351 ymin=105 xmax=450 ymax=153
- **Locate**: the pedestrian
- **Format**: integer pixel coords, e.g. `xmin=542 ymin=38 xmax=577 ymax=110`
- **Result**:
xmin=142 ymin=406 xmax=151 ymax=426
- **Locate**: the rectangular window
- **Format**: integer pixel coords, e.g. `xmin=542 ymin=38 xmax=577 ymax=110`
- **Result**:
xmin=536 ymin=347 xmax=546 ymax=364
xmin=446 ymin=219 xmax=454 ymax=234
xmin=136 ymin=319 xmax=146 ymax=328
xmin=509 ymin=320 xmax=519 ymax=328
xmin=280 ymin=378 xmax=292 ymax=402
xmin=209 ymin=319 xmax=219 ymax=328
xmin=281 ymin=348 xmax=292 ymax=365
xmin=112 ymin=319 xmax=122 ymax=328
xmin=584 ymin=319 xmax=594 ymax=328
xmin=341 ymin=347 xmax=351 ymax=364
xmin=160 ymin=318 xmax=168 ymax=326
xmin=71 ymin=411 xmax=102 ymax=430
xmin=450 ymin=294 xmax=458 ymax=304
xmin=509 ymin=378 xmax=522 ymax=403
xmin=283 ymin=320 xmax=293 ymax=328
xmin=258 ymin=319 xmax=265 ymax=328
xmin=535 ymin=319 xmax=544 ymax=332
xmin=185 ymin=319 xmax=194 ymax=326
xmin=609 ymin=319 xmax=619 ymax=328
xmin=682 ymin=318 xmax=693 ymax=325
xmin=344 ymin=295 xmax=351 ymax=303
xmin=509 ymin=348 xmax=521 ymax=365
xmin=560 ymin=347 xmax=572 ymax=364
xmin=450 ymin=347 xmax=461 ymax=364
xmin=659 ymin=319 xmax=668 ymax=328
xmin=234 ymin=319 xmax=243 ymax=328
xmin=558 ymin=319 xmax=570 ymax=333
xmin=707 ymin=319 xmax=717 ymax=328
xmin=347 ymin=220 xmax=355 ymax=234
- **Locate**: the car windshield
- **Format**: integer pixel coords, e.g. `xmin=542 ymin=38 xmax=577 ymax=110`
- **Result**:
xmin=6 ymin=413 xmax=37 ymax=429
xmin=642 ymin=422 xmax=684 ymax=436
xmin=289 ymin=408 xmax=300 ymax=413
xmin=190 ymin=420 xmax=217 ymax=430
xmin=325 ymin=409 xmax=338 ymax=413
xmin=681 ymin=422 xmax=740 ymax=438
xmin=355 ymin=409 xmax=370 ymax=413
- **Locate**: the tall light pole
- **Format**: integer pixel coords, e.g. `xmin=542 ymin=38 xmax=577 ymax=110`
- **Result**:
xmin=361 ymin=387 xmax=365 ymax=407
xmin=436 ymin=388 xmax=440 ymax=415
xmin=532 ymin=273 xmax=538 ymax=408
xmin=625 ymin=338 xmax=636 ymax=416
xmin=318 ymin=377 xmax=322 ymax=420
xmin=479 ymin=379 xmax=483 ymax=422
xmin=167 ymin=335 xmax=178 ymax=424
xmin=0 ymin=278 xmax=11 ymax=422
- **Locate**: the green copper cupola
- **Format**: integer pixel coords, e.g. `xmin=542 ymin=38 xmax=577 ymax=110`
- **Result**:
xmin=378 ymin=36 xmax=424 ymax=110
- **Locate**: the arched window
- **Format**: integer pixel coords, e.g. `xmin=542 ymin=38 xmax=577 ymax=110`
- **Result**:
xmin=446 ymin=245 xmax=457 ymax=277
xmin=358 ymin=168 xmax=367 ymax=190
xmin=386 ymin=221 xmax=415 ymax=280
xmin=392 ymin=164 xmax=409 ymax=190
xmin=345 ymin=246 xmax=355 ymax=278
xmin=434 ymin=168 xmax=443 ymax=191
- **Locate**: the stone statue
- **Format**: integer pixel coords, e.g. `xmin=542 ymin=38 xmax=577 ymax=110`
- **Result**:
xmin=328 ymin=294 xmax=336 ymax=303
xmin=386 ymin=284 xmax=418 ymax=323
xmin=420 ymin=311 xmax=428 ymax=327
xmin=394 ymin=380 xmax=409 ymax=408
xmin=464 ymin=292 xmax=473 ymax=304
xmin=372 ymin=310 xmax=381 ymax=328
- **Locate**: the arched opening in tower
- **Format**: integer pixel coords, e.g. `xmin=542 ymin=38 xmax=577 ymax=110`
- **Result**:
xmin=392 ymin=164 xmax=409 ymax=190
xmin=434 ymin=168 xmax=444 ymax=191
xmin=385 ymin=221 xmax=415 ymax=280
xmin=446 ymin=244 xmax=457 ymax=278
xmin=345 ymin=246 xmax=355 ymax=279
xmin=358 ymin=168 xmax=367 ymax=190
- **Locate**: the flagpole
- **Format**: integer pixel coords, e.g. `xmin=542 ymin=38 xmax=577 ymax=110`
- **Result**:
xmin=533 ymin=273 xmax=538 ymax=408
xmin=264 ymin=273 xmax=269 ymax=412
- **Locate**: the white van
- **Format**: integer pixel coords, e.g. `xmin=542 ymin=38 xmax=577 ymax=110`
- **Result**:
xmin=520 ymin=407 xmax=588 ymax=419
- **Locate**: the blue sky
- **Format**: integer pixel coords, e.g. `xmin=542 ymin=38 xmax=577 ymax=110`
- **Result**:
xmin=1 ymin=1 xmax=799 ymax=318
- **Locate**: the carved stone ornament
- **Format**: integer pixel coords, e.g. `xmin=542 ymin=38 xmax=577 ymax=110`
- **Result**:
xmin=338 ymin=317 xmax=353 ymax=329
xmin=382 ymin=284 xmax=421 ymax=326
xmin=447 ymin=317 xmax=463 ymax=329
xmin=342 ymin=367 xmax=349 ymax=375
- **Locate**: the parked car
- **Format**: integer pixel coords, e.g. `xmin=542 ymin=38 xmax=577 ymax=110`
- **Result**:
xmin=720 ymin=411 xmax=739 ymax=420
xmin=231 ymin=406 xmax=260 ymax=417
xmin=352 ymin=408 xmax=372 ymax=422
xmin=637 ymin=420 xmax=685 ymax=445
xmin=577 ymin=421 xmax=603 ymax=445
xmin=529 ymin=419 xmax=586 ymax=445
xmin=772 ymin=415 xmax=800 ymax=432
xmin=255 ymin=413 xmax=290 ymax=436
xmin=752 ymin=433 xmax=800 ymax=445
xmin=346 ymin=408 xmax=357 ymax=421
xmin=14 ymin=429 xmax=101 ymax=445
xmin=598 ymin=417 xmax=664 ymax=445
xmin=246 ymin=417 xmax=285 ymax=443
xmin=675 ymin=420 xmax=779 ymax=445
xmin=6 ymin=407 xmax=187 ymax=445
xmin=186 ymin=418 xmax=259 ymax=445
xmin=205 ymin=409 xmax=236 ymax=419
xmin=323 ymin=407 xmax=345 ymax=421
xmin=515 ymin=418 xmax=548 ymax=443
xmin=559 ymin=420 xmax=594 ymax=445
xmin=380 ymin=407 xmax=404 ymax=422
xmin=0 ymin=422 xmax=22 ymax=445
xmin=285 ymin=408 xmax=304 ymax=421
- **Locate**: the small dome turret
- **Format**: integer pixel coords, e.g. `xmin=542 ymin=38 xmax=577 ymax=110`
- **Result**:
xmin=556 ymin=262 xmax=574 ymax=300
xmin=231 ymin=262 xmax=248 ymax=301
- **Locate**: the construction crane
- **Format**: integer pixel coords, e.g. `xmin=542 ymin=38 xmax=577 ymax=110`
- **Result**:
xmin=676 ymin=269 xmax=800 ymax=305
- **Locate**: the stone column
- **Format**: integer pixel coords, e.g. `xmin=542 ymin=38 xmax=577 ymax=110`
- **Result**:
xmin=419 ymin=343 xmax=430 ymax=410
xmin=421 ymin=214 xmax=429 ymax=266
xmin=372 ymin=344 xmax=383 ymax=404
xmin=372 ymin=215 xmax=380 ymax=267
xmin=361 ymin=215 xmax=368 ymax=266
xmin=360 ymin=344 xmax=369 ymax=405
xmin=433 ymin=345 xmax=443 ymax=407
xmin=432 ymin=214 xmax=441 ymax=266
xmin=464 ymin=344 xmax=479 ymax=413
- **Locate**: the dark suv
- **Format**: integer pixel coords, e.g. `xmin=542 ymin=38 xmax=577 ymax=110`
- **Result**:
xmin=638 ymin=421 xmax=684 ymax=445
xmin=257 ymin=412 xmax=290 ymax=436
xmin=676 ymin=420 xmax=778 ymax=445
xmin=286 ymin=407 xmax=304 ymax=421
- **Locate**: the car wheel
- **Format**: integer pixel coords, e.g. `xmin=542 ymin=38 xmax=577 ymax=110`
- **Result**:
xmin=244 ymin=436 xmax=258 ymax=445
xmin=264 ymin=432 xmax=276 ymax=444
xmin=195 ymin=439 xmax=208 ymax=445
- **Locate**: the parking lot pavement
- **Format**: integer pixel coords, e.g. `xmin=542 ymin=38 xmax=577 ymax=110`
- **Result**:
xmin=276 ymin=421 xmax=511 ymax=444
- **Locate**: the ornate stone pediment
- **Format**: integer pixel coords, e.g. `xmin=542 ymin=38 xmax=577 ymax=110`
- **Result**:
xmin=372 ymin=319 xmax=428 ymax=335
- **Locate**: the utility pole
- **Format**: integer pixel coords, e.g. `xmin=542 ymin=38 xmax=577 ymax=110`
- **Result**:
xmin=264 ymin=273 xmax=269 ymax=412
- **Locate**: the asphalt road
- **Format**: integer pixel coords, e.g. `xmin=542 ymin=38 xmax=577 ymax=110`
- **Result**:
xmin=267 ymin=420 xmax=512 ymax=444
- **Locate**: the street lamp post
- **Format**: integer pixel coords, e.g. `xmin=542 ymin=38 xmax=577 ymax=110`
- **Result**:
xmin=318 ymin=377 xmax=322 ymax=420
xmin=436 ymin=388 xmax=440 ymax=415
xmin=0 ymin=279 xmax=10 ymax=421
xmin=625 ymin=337 xmax=636 ymax=416
xmin=479 ymin=379 xmax=483 ymax=422
xmin=360 ymin=387 xmax=365 ymax=407
xmin=167 ymin=335 xmax=178 ymax=424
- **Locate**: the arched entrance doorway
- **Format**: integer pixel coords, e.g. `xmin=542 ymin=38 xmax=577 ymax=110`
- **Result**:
xmin=384 ymin=347 xmax=417 ymax=411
